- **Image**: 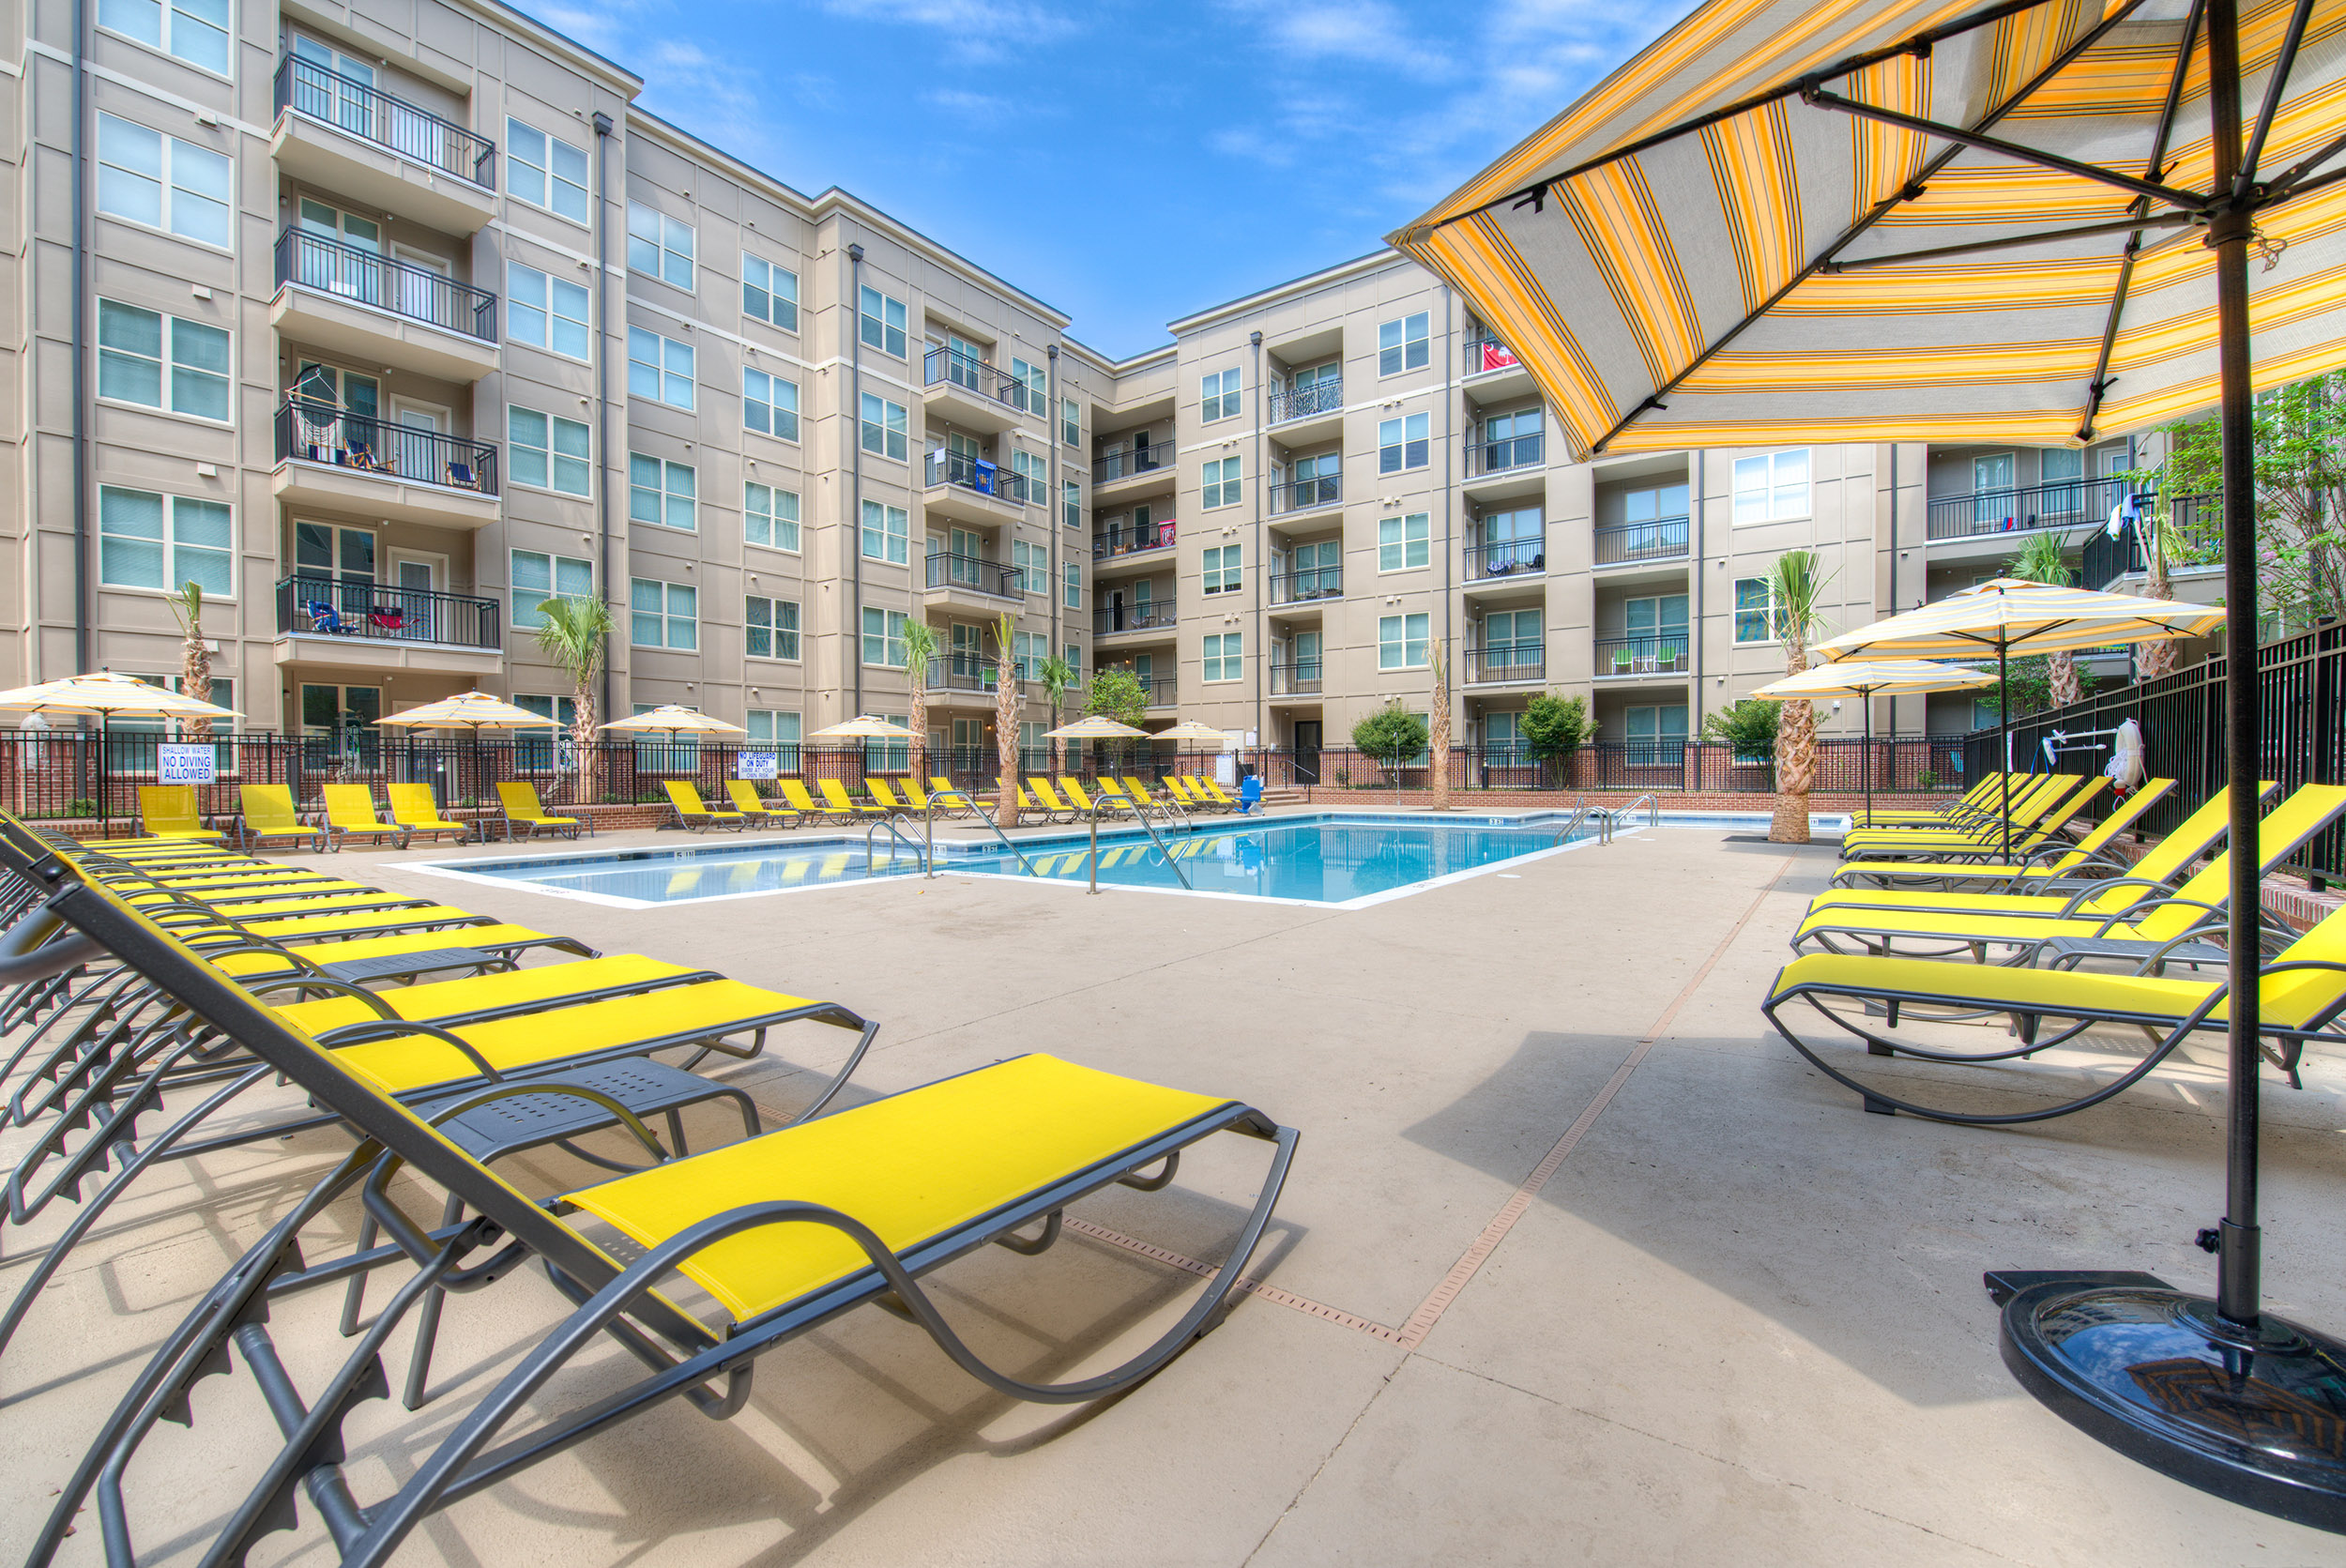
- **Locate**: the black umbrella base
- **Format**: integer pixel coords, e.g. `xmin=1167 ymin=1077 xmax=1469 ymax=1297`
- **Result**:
xmin=1994 ymin=1273 xmax=2346 ymax=1533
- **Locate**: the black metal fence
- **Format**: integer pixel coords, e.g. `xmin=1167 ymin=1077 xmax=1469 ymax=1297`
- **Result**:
xmin=1274 ymin=738 xmax=1968 ymax=795
xmin=922 ymin=344 xmax=1023 ymax=408
xmin=1965 ymin=620 xmax=2343 ymax=886
xmin=1268 ymin=475 xmax=1342 ymax=515
xmin=922 ymin=449 xmax=1029 ymax=505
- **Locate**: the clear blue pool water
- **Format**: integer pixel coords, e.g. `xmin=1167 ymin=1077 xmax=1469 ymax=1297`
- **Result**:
xmin=418 ymin=810 xmax=1783 ymax=909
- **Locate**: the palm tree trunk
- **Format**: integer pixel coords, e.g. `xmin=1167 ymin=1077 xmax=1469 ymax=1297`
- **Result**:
xmin=909 ymin=687 xmax=927 ymax=783
xmin=995 ymin=643 xmax=1020 ymax=828
xmin=2047 ymin=649 xmax=2081 ymax=708
xmin=179 ymin=633 xmax=212 ymax=741
xmin=570 ymin=678 xmax=600 ymax=807
xmin=1427 ymin=648 xmax=1452 ymax=810
xmin=1769 ymin=630 xmax=1814 ymax=845
xmin=2139 ymin=557 xmax=2178 ymax=679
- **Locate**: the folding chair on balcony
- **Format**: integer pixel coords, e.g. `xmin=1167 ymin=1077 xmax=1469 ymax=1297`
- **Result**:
xmin=445 ymin=460 xmax=480 ymax=490
xmin=22 ymin=868 xmax=1295 ymax=1568
xmin=307 ymin=601 xmax=351 ymax=634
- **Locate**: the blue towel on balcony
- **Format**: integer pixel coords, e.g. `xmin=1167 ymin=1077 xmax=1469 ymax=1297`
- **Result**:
xmin=974 ymin=458 xmax=997 ymax=494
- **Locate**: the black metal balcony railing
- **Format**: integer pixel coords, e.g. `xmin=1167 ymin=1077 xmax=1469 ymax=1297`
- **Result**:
xmin=922 ymin=345 xmax=1024 ymax=409
xmin=1095 ymin=601 xmax=1177 ymax=635
xmin=1593 ymin=634 xmax=1691 ymax=677
xmin=1268 ymin=380 xmax=1342 ymax=424
xmin=276 ymin=229 xmax=495 ymax=342
xmin=273 ymin=57 xmax=495 ymax=189
xmin=1464 ymin=337 xmax=1521 ymax=374
xmin=923 ymin=449 xmax=1029 ymax=505
xmin=276 ymin=398 xmax=498 ymax=495
xmin=923 ymin=551 xmax=1024 ymax=598
xmin=1269 ymin=567 xmax=1342 ymax=605
xmin=1271 ymin=661 xmax=1323 ymax=696
xmin=1592 ymin=516 xmax=1690 ymax=567
xmin=1925 ymin=475 xmax=2146 ymax=540
xmin=1093 ymin=447 xmax=1171 ymax=483
xmin=1138 ymin=675 xmax=1177 ymax=706
xmin=2079 ymin=493 xmax=2223 ymax=590
xmin=276 ymin=573 xmax=499 ymax=648
xmin=1464 ymin=642 xmax=1546 ymax=684
xmin=1467 ymin=431 xmax=1545 ymax=477
xmin=1466 ymin=538 xmax=1546 ymax=578
xmin=1268 ymin=474 xmax=1341 ymax=515
xmin=1094 ymin=521 xmax=1176 ymax=557
xmin=925 ymin=654 xmax=1000 ymax=693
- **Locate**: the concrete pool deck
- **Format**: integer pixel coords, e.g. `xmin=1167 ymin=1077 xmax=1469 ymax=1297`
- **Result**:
xmin=6 ymin=824 xmax=2344 ymax=1564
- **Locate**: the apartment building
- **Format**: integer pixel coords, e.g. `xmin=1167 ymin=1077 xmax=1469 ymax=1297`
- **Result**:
xmin=2 ymin=0 xmax=2170 ymax=771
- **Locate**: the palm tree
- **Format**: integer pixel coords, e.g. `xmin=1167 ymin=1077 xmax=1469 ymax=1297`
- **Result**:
xmin=164 ymin=581 xmax=213 ymax=740
xmin=2007 ymin=531 xmax=2081 ymax=708
xmin=993 ymin=611 xmax=1021 ymax=827
xmin=1426 ymin=642 xmax=1452 ymax=810
xmin=1038 ymin=653 xmax=1074 ymax=774
xmin=1765 ymin=549 xmax=1831 ymax=845
xmin=902 ymin=620 xmax=937 ymax=782
xmin=531 ymin=595 xmax=615 ymax=805
xmin=2138 ymin=495 xmax=2185 ymax=680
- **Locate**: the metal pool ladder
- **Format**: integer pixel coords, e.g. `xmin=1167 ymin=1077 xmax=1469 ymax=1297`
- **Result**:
xmin=864 ymin=814 xmax=929 ymax=873
xmin=1085 ymin=794 xmax=1193 ymax=893
xmin=919 ymin=792 xmax=1038 ymax=877
xmin=1554 ymin=803 xmax=1614 ymax=846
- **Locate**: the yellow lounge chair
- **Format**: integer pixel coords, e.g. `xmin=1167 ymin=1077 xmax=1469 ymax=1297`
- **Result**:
xmin=926 ymin=776 xmax=980 ymax=817
xmin=778 ymin=777 xmax=858 ymax=824
xmin=725 ymin=779 xmax=801 ymax=829
xmin=237 ymin=784 xmax=326 ymax=853
xmin=866 ymin=778 xmax=916 ymax=814
xmin=496 ymin=781 xmax=585 ymax=842
xmin=386 ymin=783 xmax=472 ymax=845
xmin=1121 ymin=776 xmax=1174 ymax=813
xmin=1838 ymin=774 xmax=2092 ymax=857
xmin=321 ymin=784 xmax=412 ymax=850
xmin=1830 ymin=779 xmax=2183 ymax=890
xmin=1848 ymin=774 xmax=2015 ymax=829
xmin=135 ymin=784 xmax=225 ymax=844
xmin=663 ymin=780 xmax=747 ymax=832
xmin=1059 ymin=776 xmax=1133 ymax=819
xmin=1191 ymin=776 xmax=1240 ymax=808
xmin=1026 ymin=778 xmax=1083 ymax=822
xmin=819 ymin=777 xmax=888 ymax=819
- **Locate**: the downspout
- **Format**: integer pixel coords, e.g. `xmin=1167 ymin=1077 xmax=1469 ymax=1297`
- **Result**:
xmin=591 ymin=111 xmax=614 ymax=726
xmin=1440 ymin=288 xmax=1456 ymax=747
xmin=1249 ymin=330 xmax=1264 ymax=757
xmin=70 ymin=0 xmax=90 ymax=675
xmin=1046 ymin=342 xmax=1060 ymax=699
xmin=1886 ymin=442 xmax=1898 ymax=737
xmin=847 ymin=243 xmax=865 ymax=717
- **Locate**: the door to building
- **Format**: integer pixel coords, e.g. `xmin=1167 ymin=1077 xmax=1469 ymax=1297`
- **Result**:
xmin=1972 ymin=452 xmax=2016 ymax=525
xmin=393 ymin=401 xmax=448 ymax=488
xmin=1294 ymin=720 xmax=1322 ymax=784
xmin=300 ymin=684 xmax=381 ymax=765
xmin=391 ymin=245 xmax=449 ymax=326
xmin=950 ymin=717 xmax=986 ymax=772
xmin=1623 ymin=594 xmax=1688 ymax=670
xmin=385 ymin=552 xmax=443 ymax=642
xmin=950 ymin=622 xmax=985 ymax=683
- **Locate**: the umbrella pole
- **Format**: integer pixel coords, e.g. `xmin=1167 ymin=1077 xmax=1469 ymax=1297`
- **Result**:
xmin=1862 ymin=690 xmax=1874 ymax=830
xmin=99 ymin=712 xmax=109 ymax=840
xmin=1997 ymin=643 xmax=2011 ymax=862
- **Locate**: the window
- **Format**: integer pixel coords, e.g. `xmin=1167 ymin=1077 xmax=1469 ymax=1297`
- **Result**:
xmin=1011 ymin=358 xmax=1047 ymax=414
xmin=1732 ymin=449 xmax=1810 ymax=524
xmin=96 ymin=115 xmax=230 ymax=247
xmin=861 ymin=499 xmax=908 ymax=564
xmin=626 ymin=202 xmax=695 ymax=289
xmin=631 ymin=577 xmax=697 ymax=650
xmin=507 ymin=262 xmax=590 ymax=359
xmin=859 ymin=392 xmax=906 ymax=460
xmin=629 ymin=453 xmax=695 ymax=530
xmin=861 ymin=606 xmax=908 ymax=666
xmin=1013 ymin=632 xmax=1048 ymax=681
xmin=1477 ymin=406 xmax=1544 ymax=470
xmin=628 ymin=327 xmax=694 ymax=409
xmin=1379 ymin=612 xmax=1431 ymax=670
xmin=510 ymin=550 xmax=591 ymax=632
xmin=99 ymin=0 xmax=228 ymax=72
xmin=1201 ymin=366 xmax=1242 ymax=421
xmin=743 ymin=254 xmax=799 ymax=330
xmin=745 ymin=482 xmax=800 ymax=552
xmin=1064 ymin=642 xmax=1081 ymax=680
xmin=509 ymin=406 xmax=590 ymax=495
xmin=1012 ymin=540 xmax=1047 ymax=595
xmin=1203 ymin=632 xmax=1242 ymax=683
xmin=1734 ymin=577 xmax=1777 ymax=643
xmin=1062 ymin=397 xmax=1081 ymax=446
xmin=1202 ymin=455 xmax=1242 ymax=510
xmin=747 ymin=710 xmax=801 ymax=769
xmin=99 ymin=300 xmax=228 ymax=420
xmin=1626 ymin=705 xmax=1689 ymax=763
xmin=1483 ymin=710 xmax=1527 ymax=764
xmin=98 ymin=487 xmax=231 ymax=595
xmin=746 ymin=596 xmax=800 ymax=661
xmin=1379 ymin=412 xmax=1431 ymax=473
xmin=859 ymin=285 xmax=907 ymax=357
xmin=1201 ymin=543 xmax=1242 ymax=595
xmin=1379 ymin=512 xmax=1430 ymax=571
xmin=1012 ymin=449 xmax=1047 ymax=502
xmin=507 ymin=118 xmax=589 ymax=223
xmin=1064 ymin=561 xmax=1082 ymax=609
xmin=1063 ymin=480 xmax=1082 ymax=530
xmin=1379 ymin=312 xmax=1430 ymax=375
xmin=741 ymin=367 xmax=800 ymax=441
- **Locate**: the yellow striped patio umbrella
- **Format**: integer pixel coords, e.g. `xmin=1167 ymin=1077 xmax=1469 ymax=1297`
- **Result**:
xmin=1394 ymin=0 xmax=2346 ymax=1515
xmin=0 ymin=672 xmax=242 ymax=835
xmin=1750 ymin=659 xmax=1994 ymax=822
xmin=374 ymin=692 xmax=557 ymax=807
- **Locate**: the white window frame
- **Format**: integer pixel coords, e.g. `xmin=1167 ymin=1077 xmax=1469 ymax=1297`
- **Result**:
xmin=1378 ymin=512 xmax=1430 ymax=572
xmin=859 ymin=285 xmax=907 ymax=358
xmin=1062 ymin=479 xmax=1082 ymax=530
xmin=99 ymin=0 xmax=230 ymax=75
xmin=1202 ymin=455 xmax=1242 ymax=510
xmin=1202 ymin=632 xmax=1242 ymax=683
xmin=631 ymin=576 xmax=697 ymax=651
xmin=1732 ymin=449 xmax=1811 ymax=525
xmin=1201 ymin=542 xmax=1242 ymax=595
xmin=1733 ymin=577 xmax=1779 ymax=644
xmin=1201 ymin=366 xmax=1242 ymax=421
xmin=97 ymin=299 xmax=230 ymax=423
xmin=1379 ymin=312 xmax=1430 ymax=376
xmin=1011 ymin=357 xmax=1047 ymax=414
xmin=1012 ymin=539 xmax=1046 ymax=596
xmin=861 ymin=606 xmax=909 ymax=667
xmin=745 ymin=482 xmax=800 ymax=553
xmin=1378 ymin=612 xmax=1431 ymax=671
xmin=510 ymin=549 xmax=592 ymax=632
xmin=744 ymin=366 xmax=800 ymax=440
xmin=743 ymin=253 xmax=800 ymax=330
xmin=1012 ymin=449 xmax=1047 ymax=502
xmin=626 ymin=201 xmax=696 ymax=290
xmin=629 ymin=452 xmax=696 ymax=531
xmin=508 ymin=405 xmax=591 ymax=496
xmin=1379 ymin=412 xmax=1431 ymax=473
xmin=95 ymin=114 xmax=232 ymax=250
xmin=628 ymin=327 xmax=695 ymax=409
xmin=746 ymin=594 xmax=800 ymax=662
xmin=97 ymin=486 xmax=234 ymax=598
xmin=1061 ymin=397 xmax=1081 ymax=446
xmin=506 ymin=117 xmax=590 ymax=224
xmin=506 ymin=260 xmax=590 ymax=360
xmin=859 ymin=392 xmax=906 ymax=460
xmin=1064 ymin=560 xmax=1082 ymax=609
xmin=861 ymin=499 xmax=908 ymax=565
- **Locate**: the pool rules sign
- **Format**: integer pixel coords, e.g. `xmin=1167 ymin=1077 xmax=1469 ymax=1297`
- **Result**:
xmin=157 ymin=744 xmax=218 ymax=785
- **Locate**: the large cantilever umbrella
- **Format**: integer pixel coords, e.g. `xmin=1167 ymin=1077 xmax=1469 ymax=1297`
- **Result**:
xmin=375 ymin=692 xmax=558 ymax=807
xmin=0 ymin=672 xmax=242 ymax=837
xmin=600 ymin=706 xmax=747 ymax=772
xmin=1394 ymin=0 xmax=2346 ymax=1528
xmin=1812 ymin=579 xmax=2223 ymax=847
xmin=1749 ymin=659 xmax=1994 ymax=825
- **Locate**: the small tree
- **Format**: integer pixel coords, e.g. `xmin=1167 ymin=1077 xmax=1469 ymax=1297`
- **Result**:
xmin=165 ymin=581 xmax=214 ymax=740
xmin=532 ymin=595 xmax=615 ymax=804
xmin=1520 ymin=691 xmax=1597 ymax=787
xmin=993 ymin=611 xmax=1020 ymax=826
xmin=2006 ymin=531 xmax=2081 ymax=708
xmin=1765 ymin=549 xmax=1832 ymax=845
xmin=1039 ymin=653 xmax=1074 ymax=773
xmin=1699 ymin=698 xmax=1780 ymax=759
xmin=1086 ymin=666 xmax=1150 ymax=777
xmin=1352 ymin=703 xmax=1429 ymax=801
xmin=901 ymin=620 xmax=937 ymax=781
xmin=1426 ymin=643 xmax=1453 ymax=809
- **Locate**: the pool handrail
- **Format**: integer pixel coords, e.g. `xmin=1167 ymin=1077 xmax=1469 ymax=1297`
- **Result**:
xmin=1086 ymin=792 xmax=1193 ymax=893
xmin=918 ymin=789 xmax=1038 ymax=878
xmin=864 ymin=814 xmax=929 ymax=874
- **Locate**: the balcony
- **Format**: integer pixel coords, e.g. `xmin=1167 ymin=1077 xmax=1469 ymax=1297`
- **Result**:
xmin=1465 ymin=538 xmax=1546 ymax=582
xmin=1268 ymin=474 xmax=1341 ymax=517
xmin=1466 ymin=431 xmax=1545 ymax=478
xmin=1593 ymin=634 xmax=1690 ymax=679
xmin=1269 ymin=566 xmax=1342 ymax=606
xmin=272 ymin=398 xmax=500 ymax=528
xmin=271 ymin=230 xmax=497 ymax=382
xmin=1464 ymin=642 xmax=1546 ymax=685
xmin=1592 ymin=516 xmax=1690 ymax=568
xmin=1925 ymin=475 xmax=2142 ymax=542
xmin=922 ymin=345 xmax=1028 ymax=434
xmin=1095 ymin=601 xmax=1177 ymax=636
xmin=270 ymin=58 xmax=496 ymax=235
xmin=2081 ymin=492 xmax=2222 ymax=591
xmin=1139 ymin=675 xmax=1177 ymax=708
xmin=923 ymin=551 xmax=1025 ymax=615
xmin=273 ymin=573 xmax=503 ymax=677
xmin=1093 ymin=446 xmax=1176 ymax=494
xmin=1093 ymin=520 xmax=1176 ymax=566
xmin=1463 ymin=335 xmax=1535 ymax=397
xmin=924 ymin=654 xmax=1002 ymax=704
xmin=1267 ymin=379 xmax=1343 ymax=443
xmin=922 ymin=449 xmax=1028 ymax=527
xmin=1270 ymin=661 xmax=1322 ymax=698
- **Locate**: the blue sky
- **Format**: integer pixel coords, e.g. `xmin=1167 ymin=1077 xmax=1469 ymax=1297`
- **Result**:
xmin=519 ymin=0 xmax=1696 ymax=358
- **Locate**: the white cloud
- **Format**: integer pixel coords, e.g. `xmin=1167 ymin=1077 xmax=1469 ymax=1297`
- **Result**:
xmin=819 ymin=0 xmax=1081 ymax=60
